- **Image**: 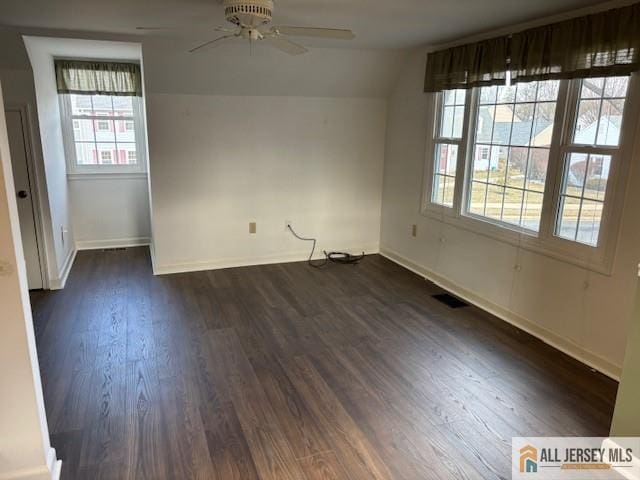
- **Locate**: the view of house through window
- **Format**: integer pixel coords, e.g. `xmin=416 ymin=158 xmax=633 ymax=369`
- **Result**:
xmin=425 ymin=75 xmax=632 ymax=252
xmin=432 ymin=89 xmax=466 ymax=207
xmin=468 ymin=80 xmax=558 ymax=232
xmin=63 ymin=94 xmax=143 ymax=172
xmin=556 ymin=76 xmax=629 ymax=246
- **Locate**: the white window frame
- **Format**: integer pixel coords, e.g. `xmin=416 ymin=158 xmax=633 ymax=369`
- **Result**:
xmin=421 ymin=74 xmax=640 ymax=274
xmin=422 ymin=89 xmax=473 ymax=216
xmin=59 ymin=93 xmax=147 ymax=175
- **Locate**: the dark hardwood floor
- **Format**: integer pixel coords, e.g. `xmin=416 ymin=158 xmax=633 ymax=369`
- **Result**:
xmin=30 ymin=247 xmax=618 ymax=479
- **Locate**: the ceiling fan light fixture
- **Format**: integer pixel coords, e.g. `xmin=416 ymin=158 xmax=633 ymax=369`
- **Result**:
xmin=224 ymin=0 xmax=274 ymax=27
xmin=158 ymin=0 xmax=354 ymax=56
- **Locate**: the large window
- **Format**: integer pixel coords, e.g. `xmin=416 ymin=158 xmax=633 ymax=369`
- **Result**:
xmin=469 ymin=81 xmax=559 ymax=232
xmin=424 ymin=75 xmax=636 ymax=271
xmin=60 ymin=93 xmax=146 ymax=174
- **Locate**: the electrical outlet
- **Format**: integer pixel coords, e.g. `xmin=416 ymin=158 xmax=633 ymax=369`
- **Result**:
xmin=249 ymin=222 xmax=257 ymax=234
xmin=411 ymin=224 xmax=417 ymax=237
xmin=285 ymin=220 xmax=292 ymax=231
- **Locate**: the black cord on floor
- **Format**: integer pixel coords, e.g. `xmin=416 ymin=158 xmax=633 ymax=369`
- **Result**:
xmin=287 ymin=225 xmax=365 ymax=268
xmin=287 ymin=225 xmax=327 ymax=268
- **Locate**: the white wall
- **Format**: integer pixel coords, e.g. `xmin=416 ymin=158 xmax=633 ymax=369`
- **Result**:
xmin=20 ymin=37 xmax=152 ymax=279
xmin=1 ymin=63 xmax=152 ymax=278
xmin=0 ymin=61 xmax=73 ymax=288
xmin=611 ymin=280 xmax=640 ymax=435
xmin=141 ymin=38 xmax=396 ymax=273
xmin=23 ymin=38 xmax=75 ymax=287
xmin=142 ymin=37 xmax=407 ymax=98
xmin=69 ymin=176 xmax=151 ymax=249
xmin=0 ymin=81 xmax=60 ymax=480
xmin=380 ymin=51 xmax=640 ymax=377
xmin=9 ymin=32 xmax=400 ymax=278
xmin=148 ymin=93 xmax=386 ymax=273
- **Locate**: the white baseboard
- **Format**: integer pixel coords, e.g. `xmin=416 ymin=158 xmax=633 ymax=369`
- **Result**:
xmin=75 ymin=237 xmax=151 ymax=251
xmin=154 ymin=244 xmax=379 ymax=276
xmin=149 ymin=242 xmax=158 ymax=275
xmin=380 ymin=247 xmax=622 ymax=381
xmin=46 ymin=448 xmax=61 ymax=480
xmin=48 ymin=248 xmax=76 ymax=291
xmin=50 ymin=462 xmax=61 ymax=480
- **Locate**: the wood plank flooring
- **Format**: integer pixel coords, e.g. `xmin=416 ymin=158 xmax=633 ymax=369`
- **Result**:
xmin=30 ymin=247 xmax=618 ymax=479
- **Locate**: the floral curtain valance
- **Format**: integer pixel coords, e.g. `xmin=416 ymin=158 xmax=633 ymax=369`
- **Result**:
xmin=55 ymin=60 xmax=142 ymax=97
xmin=424 ymin=2 xmax=640 ymax=92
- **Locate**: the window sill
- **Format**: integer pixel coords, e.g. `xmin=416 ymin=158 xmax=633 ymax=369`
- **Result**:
xmin=67 ymin=172 xmax=148 ymax=181
xmin=420 ymin=204 xmax=614 ymax=276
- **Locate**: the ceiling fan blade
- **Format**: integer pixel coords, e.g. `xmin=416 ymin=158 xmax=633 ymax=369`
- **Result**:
xmin=214 ymin=26 xmax=236 ymax=33
xmin=272 ymin=26 xmax=355 ymax=40
xmin=136 ymin=26 xmax=184 ymax=31
xmin=189 ymin=35 xmax=239 ymax=53
xmin=262 ymin=36 xmax=308 ymax=55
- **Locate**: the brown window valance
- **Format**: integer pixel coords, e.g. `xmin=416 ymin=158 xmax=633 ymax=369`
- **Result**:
xmin=424 ymin=2 xmax=640 ymax=92
xmin=55 ymin=60 xmax=142 ymax=97
xmin=424 ymin=37 xmax=509 ymax=92
xmin=511 ymin=3 xmax=640 ymax=83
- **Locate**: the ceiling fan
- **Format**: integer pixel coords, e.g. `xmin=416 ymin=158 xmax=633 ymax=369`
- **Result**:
xmin=137 ymin=0 xmax=355 ymax=55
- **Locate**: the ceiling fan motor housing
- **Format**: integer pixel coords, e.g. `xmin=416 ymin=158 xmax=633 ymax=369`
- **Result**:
xmin=224 ymin=0 xmax=274 ymax=27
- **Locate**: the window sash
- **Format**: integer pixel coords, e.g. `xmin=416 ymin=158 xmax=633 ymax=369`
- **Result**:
xmin=461 ymin=81 xmax=563 ymax=234
xmin=71 ymin=115 xmax=136 ymax=121
xmin=426 ymin=90 xmax=471 ymax=211
xmin=547 ymin=76 xmax=628 ymax=250
xmin=59 ymin=93 xmax=147 ymax=175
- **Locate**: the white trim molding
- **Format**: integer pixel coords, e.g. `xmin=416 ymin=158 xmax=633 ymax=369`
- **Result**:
xmin=380 ymin=247 xmax=622 ymax=380
xmin=48 ymin=247 xmax=76 ymax=290
xmin=45 ymin=447 xmax=61 ymax=480
xmin=154 ymin=244 xmax=380 ymax=276
xmin=75 ymin=237 xmax=151 ymax=251
xmin=3 ymin=103 xmax=50 ymax=290
xmin=67 ymin=172 xmax=148 ymax=181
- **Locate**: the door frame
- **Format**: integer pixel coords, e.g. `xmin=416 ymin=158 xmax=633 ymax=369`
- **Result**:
xmin=5 ymin=102 xmax=49 ymax=289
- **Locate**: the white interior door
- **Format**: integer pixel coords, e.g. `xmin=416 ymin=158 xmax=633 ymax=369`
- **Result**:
xmin=6 ymin=109 xmax=44 ymax=290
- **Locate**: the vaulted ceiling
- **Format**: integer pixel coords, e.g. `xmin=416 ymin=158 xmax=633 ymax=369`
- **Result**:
xmin=0 ymin=0 xmax=609 ymax=50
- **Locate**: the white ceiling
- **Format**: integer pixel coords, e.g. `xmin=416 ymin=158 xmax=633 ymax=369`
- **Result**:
xmin=0 ymin=0 xmax=610 ymax=50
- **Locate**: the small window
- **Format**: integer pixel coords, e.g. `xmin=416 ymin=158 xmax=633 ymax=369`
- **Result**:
xmin=100 ymin=150 xmax=113 ymax=164
xmin=96 ymin=120 xmax=110 ymax=131
xmin=60 ymin=93 xmax=146 ymax=174
xmin=430 ymin=89 xmax=466 ymax=208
